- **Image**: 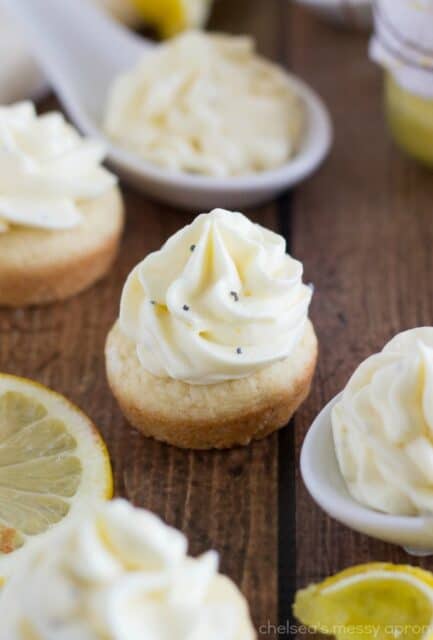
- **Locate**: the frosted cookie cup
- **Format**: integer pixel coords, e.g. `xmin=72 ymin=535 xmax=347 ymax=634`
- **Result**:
xmin=106 ymin=209 xmax=318 ymax=449
xmin=0 ymin=103 xmax=124 ymax=307
xmin=0 ymin=499 xmax=256 ymax=639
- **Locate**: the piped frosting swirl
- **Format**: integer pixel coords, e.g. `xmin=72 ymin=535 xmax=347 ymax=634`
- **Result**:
xmin=0 ymin=102 xmax=116 ymax=232
xmin=333 ymin=327 xmax=433 ymax=516
xmin=120 ymin=208 xmax=312 ymax=384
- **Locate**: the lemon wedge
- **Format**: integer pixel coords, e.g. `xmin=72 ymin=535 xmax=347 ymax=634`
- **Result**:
xmin=294 ymin=563 xmax=433 ymax=640
xmin=0 ymin=374 xmax=112 ymax=575
xmin=130 ymin=0 xmax=212 ymax=37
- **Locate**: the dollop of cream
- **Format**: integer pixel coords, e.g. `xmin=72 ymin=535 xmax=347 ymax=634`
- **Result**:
xmin=120 ymin=209 xmax=312 ymax=384
xmin=0 ymin=499 xmax=255 ymax=640
xmin=0 ymin=102 xmax=116 ymax=233
xmin=104 ymin=32 xmax=304 ymax=176
xmin=332 ymin=327 xmax=433 ymax=516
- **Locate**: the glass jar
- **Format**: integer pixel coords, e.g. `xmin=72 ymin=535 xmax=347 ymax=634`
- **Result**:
xmin=385 ymin=72 xmax=433 ymax=167
xmin=371 ymin=0 xmax=433 ymax=167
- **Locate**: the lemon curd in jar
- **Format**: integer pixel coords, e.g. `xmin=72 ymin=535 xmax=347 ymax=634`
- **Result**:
xmin=385 ymin=72 xmax=433 ymax=167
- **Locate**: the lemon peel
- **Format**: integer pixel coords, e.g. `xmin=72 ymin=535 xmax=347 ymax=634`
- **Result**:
xmin=294 ymin=563 xmax=433 ymax=640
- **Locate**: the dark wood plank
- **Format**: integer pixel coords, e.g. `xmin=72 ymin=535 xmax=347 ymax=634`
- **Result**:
xmin=288 ymin=4 xmax=433 ymax=597
xmin=0 ymin=2 xmax=289 ymax=634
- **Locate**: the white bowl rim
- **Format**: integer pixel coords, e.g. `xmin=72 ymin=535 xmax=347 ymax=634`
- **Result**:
xmin=300 ymin=393 xmax=433 ymax=538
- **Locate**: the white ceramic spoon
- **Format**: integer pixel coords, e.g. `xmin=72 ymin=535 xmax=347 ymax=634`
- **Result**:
xmin=1 ymin=0 xmax=332 ymax=210
xmin=0 ymin=7 xmax=47 ymax=103
xmin=301 ymin=394 xmax=433 ymax=556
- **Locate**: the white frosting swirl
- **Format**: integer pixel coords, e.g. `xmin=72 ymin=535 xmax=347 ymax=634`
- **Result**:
xmin=120 ymin=209 xmax=312 ymax=385
xmin=0 ymin=102 xmax=116 ymax=233
xmin=332 ymin=327 xmax=433 ymax=516
xmin=0 ymin=499 xmax=255 ymax=640
xmin=104 ymin=32 xmax=304 ymax=176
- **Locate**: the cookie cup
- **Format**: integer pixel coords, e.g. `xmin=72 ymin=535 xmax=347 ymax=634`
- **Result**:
xmin=0 ymin=187 xmax=124 ymax=307
xmin=105 ymin=320 xmax=318 ymax=450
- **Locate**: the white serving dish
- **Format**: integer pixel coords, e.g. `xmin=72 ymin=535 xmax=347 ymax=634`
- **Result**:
xmin=5 ymin=0 xmax=333 ymax=210
xmin=301 ymin=394 xmax=433 ymax=556
xmin=295 ymin=0 xmax=372 ymax=30
xmin=101 ymin=72 xmax=333 ymax=209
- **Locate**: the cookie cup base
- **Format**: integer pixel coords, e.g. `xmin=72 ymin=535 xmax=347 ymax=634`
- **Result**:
xmin=0 ymin=187 xmax=124 ymax=307
xmin=105 ymin=320 xmax=318 ymax=450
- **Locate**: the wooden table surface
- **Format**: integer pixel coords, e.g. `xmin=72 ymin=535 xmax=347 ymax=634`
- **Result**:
xmin=2 ymin=2 xmax=433 ymax=637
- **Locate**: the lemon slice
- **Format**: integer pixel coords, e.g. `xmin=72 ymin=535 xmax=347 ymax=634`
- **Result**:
xmin=130 ymin=0 xmax=212 ymax=37
xmin=0 ymin=374 xmax=112 ymax=576
xmin=294 ymin=563 xmax=433 ymax=640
